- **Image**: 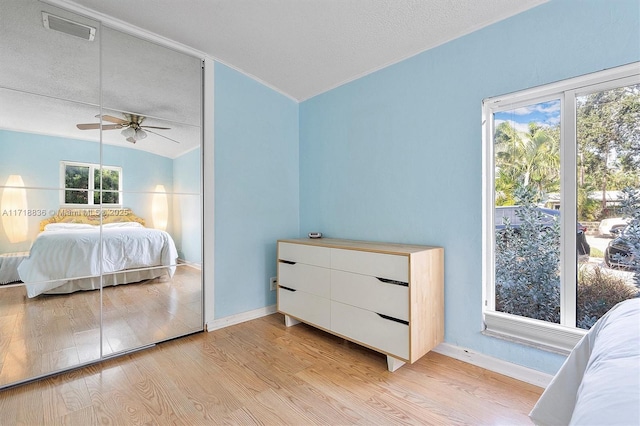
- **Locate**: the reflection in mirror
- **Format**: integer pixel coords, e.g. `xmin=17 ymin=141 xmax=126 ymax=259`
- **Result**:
xmin=0 ymin=0 xmax=203 ymax=389
xmin=0 ymin=189 xmax=102 ymax=388
xmin=100 ymin=27 xmax=203 ymax=355
xmin=1 ymin=0 xmax=103 ymax=388
xmin=101 ymin=263 xmax=202 ymax=356
xmin=0 ymin=1 xmax=101 ymax=104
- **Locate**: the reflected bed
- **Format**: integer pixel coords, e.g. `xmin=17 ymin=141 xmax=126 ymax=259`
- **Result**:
xmin=17 ymin=209 xmax=178 ymax=298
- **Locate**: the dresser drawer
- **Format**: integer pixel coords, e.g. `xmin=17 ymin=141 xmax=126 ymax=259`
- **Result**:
xmin=330 ymin=249 xmax=408 ymax=283
xmin=278 ymin=287 xmax=330 ymax=330
xmin=278 ymin=242 xmax=331 ymax=268
xmin=331 ymin=269 xmax=408 ymax=322
xmin=330 ymin=301 xmax=409 ymax=360
xmin=278 ymin=262 xmax=330 ymax=298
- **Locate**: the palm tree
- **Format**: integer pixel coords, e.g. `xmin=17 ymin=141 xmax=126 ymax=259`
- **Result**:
xmin=494 ymin=121 xmax=560 ymax=205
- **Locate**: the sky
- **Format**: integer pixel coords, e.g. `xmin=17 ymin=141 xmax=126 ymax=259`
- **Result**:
xmin=494 ymin=99 xmax=560 ymax=134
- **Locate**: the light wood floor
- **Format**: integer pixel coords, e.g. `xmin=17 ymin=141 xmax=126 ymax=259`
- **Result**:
xmin=0 ymin=264 xmax=202 ymax=388
xmin=0 ymin=313 xmax=543 ymax=425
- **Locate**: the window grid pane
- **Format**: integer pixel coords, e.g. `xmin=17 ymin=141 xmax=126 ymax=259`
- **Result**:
xmin=493 ymin=100 xmax=562 ymax=324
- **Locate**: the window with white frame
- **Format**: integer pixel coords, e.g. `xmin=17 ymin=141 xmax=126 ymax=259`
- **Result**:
xmin=482 ymin=63 xmax=640 ymax=353
xmin=61 ymin=161 xmax=122 ymax=207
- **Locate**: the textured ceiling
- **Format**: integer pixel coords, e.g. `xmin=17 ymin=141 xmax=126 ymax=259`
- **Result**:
xmin=55 ymin=0 xmax=549 ymax=101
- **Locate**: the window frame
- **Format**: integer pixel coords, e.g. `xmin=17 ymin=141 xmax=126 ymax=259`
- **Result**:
xmin=60 ymin=160 xmax=123 ymax=208
xmin=482 ymin=63 xmax=640 ymax=354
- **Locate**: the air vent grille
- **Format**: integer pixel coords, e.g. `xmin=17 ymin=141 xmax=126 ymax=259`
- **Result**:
xmin=42 ymin=12 xmax=96 ymax=41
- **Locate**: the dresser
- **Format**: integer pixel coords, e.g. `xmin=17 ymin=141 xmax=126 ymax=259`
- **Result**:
xmin=277 ymin=238 xmax=444 ymax=371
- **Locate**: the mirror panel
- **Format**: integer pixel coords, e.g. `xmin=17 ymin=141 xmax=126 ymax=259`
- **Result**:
xmin=0 ymin=188 xmax=102 ymax=388
xmin=0 ymin=0 xmax=102 ymax=388
xmin=100 ymin=28 xmax=203 ymax=355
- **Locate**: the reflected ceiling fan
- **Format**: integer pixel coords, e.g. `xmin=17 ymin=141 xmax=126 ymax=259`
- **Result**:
xmin=76 ymin=113 xmax=179 ymax=144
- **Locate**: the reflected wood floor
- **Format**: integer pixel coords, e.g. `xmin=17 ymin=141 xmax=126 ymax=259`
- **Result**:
xmin=0 ymin=265 xmax=202 ymax=388
xmin=0 ymin=313 xmax=543 ymax=425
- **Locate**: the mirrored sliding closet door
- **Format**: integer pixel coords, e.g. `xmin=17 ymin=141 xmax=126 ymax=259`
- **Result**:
xmin=0 ymin=0 xmax=203 ymax=389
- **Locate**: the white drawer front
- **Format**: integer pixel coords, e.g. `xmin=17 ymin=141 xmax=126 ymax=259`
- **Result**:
xmin=278 ymin=262 xmax=330 ymax=298
xmin=330 ymin=301 xmax=409 ymax=360
xmin=278 ymin=288 xmax=330 ymax=330
xmin=279 ymin=242 xmax=331 ymax=268
xmin=331 ymin=269 xmax=408 ymax=322
xmin=331 ymin=249 xmax=408 ymax=283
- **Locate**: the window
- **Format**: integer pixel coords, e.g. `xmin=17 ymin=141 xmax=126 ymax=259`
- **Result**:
xmin=61 ymin=161 xmax=122 ymax=206
xmin=483 ymin=63 xmax=640 ymax=353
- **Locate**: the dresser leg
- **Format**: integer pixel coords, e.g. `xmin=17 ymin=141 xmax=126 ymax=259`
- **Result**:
xmin=284 ymin=315 xmax=300 ymax=327
xmin=386 ymin=356 xmax=405 ymax=372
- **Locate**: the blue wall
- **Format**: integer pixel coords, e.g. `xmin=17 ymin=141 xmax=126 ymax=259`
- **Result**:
xmin=214 ymin=63 xmax=299 ymax=318
xmin=173 ymin=147 xmax=202 ymax=262
xmin=298 ymin=0 xmax=639 ymax=374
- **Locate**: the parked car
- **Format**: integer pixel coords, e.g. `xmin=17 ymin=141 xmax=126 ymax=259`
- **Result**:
xmin=599 ymin=217 xmax=630 ymax=237
xmin=604 ymin=225 xmax=637 ymax=270
xmin=495 ymin=206 xmax=591 ymax=262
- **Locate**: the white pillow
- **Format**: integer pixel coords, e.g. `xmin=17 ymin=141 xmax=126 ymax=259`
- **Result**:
xmin=44 ymin=223 xmax=96 ymax=231
xmin=102 ymin=222 xmax=144 ymax=228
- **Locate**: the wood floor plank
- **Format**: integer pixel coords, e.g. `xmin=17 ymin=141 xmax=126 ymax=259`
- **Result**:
xmin=0 ymin=313 xmax=543 ymax=425
xmin=54 ymin=404 xmax=98 ymax=426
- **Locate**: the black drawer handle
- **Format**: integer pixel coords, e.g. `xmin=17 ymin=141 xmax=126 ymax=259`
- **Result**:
xmin=279 ymin=286 xmax=297 ymax=292
xmin=376 ymin=313 xmax=409 ymax=326
xmin=376 ymin=277 xmax=408 ymax=287
xmin=279 ymin=260 xmax=296 ymax=265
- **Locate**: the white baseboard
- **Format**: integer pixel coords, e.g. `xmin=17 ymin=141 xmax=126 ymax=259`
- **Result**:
xmin=432 ymin=342 xmax=553 ymax=388
xmin=206 ymin=304 xmax=277 ymax=331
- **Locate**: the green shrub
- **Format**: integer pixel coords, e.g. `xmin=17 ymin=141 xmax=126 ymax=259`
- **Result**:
xmin=495 ymin=187 xmax=561 ymax=323
xmin=495 ymin=186 xmax=639 ymax=329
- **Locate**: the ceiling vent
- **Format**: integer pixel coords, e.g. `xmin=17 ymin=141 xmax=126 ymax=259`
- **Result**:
xmin=42 ymin=12 xmax=96 ymax=41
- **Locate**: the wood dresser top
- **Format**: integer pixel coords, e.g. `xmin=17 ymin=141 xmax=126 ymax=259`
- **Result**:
xmin=278 ymin=238 xmax=441 ymax=255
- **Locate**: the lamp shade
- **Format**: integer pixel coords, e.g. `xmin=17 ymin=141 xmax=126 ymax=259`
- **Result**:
xmin=1 ymin=175 xmax=28 ymax=243
xmin=135 ymin=128 xmax=147 ymax=140
xmin=121 ymin=127 xmax=136 ymax=138
xmin=152 ymin=185 xmax=168 ymax=231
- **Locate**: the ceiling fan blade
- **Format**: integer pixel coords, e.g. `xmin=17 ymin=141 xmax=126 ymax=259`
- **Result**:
xmin=145 ymin=129 xmax=180 ymax=144
xmin=99 ymin=114 xmax=129 ymax=125
xmin=140 ymin=126 xmax=171 ymax=130
xmin=77 ymin=123 xmax=123 ymax=130
xmin=101 ymin=124 xmax=123 ymax=130
xmin=77 ymin=123 xmax=101 ymax=130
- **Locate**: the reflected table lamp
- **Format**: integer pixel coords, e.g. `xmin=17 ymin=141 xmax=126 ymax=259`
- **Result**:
xmin=1 ymin=175 xmax=28 ymax=243
xmin=152 ymin=184 xmax=168 ymax=231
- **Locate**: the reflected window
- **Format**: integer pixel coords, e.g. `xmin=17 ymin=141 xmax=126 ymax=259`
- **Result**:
xmin=61 ymin=161 xmax=122 ymax=206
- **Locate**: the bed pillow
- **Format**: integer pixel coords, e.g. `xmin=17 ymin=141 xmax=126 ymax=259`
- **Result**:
xmin=102 ymin=222 xmax=144 ymax=228
xmin=44 ymin=223 xmax=96 ymax=231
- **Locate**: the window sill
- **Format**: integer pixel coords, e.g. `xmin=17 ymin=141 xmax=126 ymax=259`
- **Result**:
xmin=483 ymin=311 xmax=587 ymax=355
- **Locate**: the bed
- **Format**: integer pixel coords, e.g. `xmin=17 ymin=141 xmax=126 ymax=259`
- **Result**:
xmin=529 ymin=298 xmax=640 ymax=425
xmin=17 ymin=209 xmax=178 ymax=298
